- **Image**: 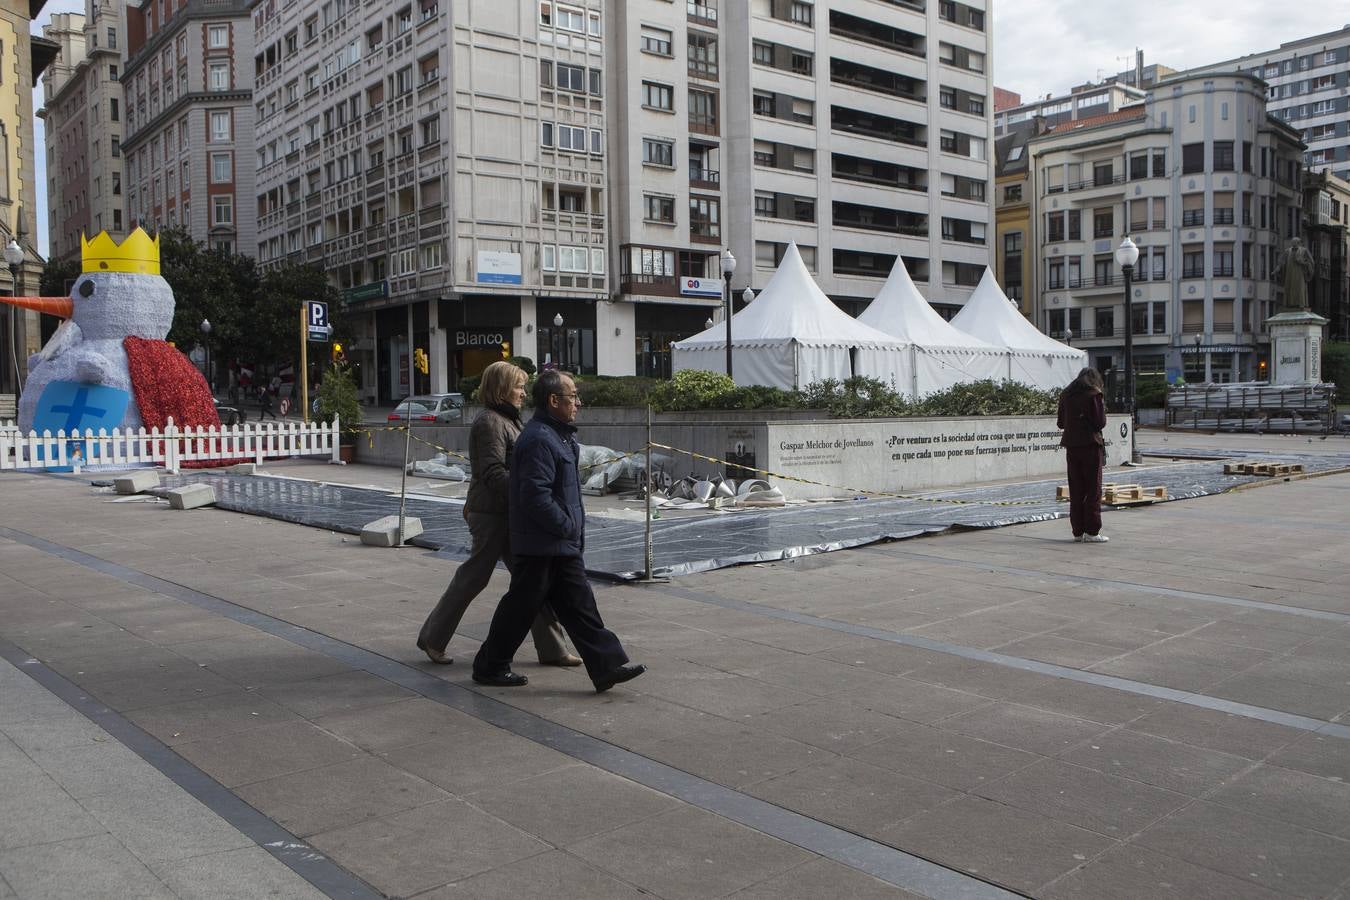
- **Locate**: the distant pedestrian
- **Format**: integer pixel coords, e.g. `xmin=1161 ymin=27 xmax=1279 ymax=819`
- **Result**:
xmin=417 ymin=362 xmax=580 ymax=668
xmin=257 ymin=385 xmax=277 ymax=420
xmin=473 ymin=370 xmax=645 ymax=692
xmin=1058 ymin=367 xmax=1108 ymax=543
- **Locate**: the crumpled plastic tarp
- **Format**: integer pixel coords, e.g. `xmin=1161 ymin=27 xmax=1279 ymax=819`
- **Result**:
xmin=578 ymin=444 xmax=672 ymax=493
xmin=412 ymin=453 xmax=468 ymax=481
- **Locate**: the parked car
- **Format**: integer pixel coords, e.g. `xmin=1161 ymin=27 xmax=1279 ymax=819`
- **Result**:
xmin=214 ymin=398 xmax=245 ymax=426
xmin=387 ymin=393 xmax=465 ymax=424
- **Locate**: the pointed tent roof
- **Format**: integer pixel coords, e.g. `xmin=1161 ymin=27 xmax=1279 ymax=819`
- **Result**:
xmin=858 ymin=256 xmax=1001 ymax=351
xmin=950 ymin=268 xmax=1081 ymax=356
xmin=673 ymin=243 xmax=905 ymax=349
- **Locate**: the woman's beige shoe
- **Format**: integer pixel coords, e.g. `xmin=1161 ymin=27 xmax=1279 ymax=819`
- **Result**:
xmin=416 ymin=639 xmax=453 ymax=665
xmin=542 ymin=653 xmax=584 ymax=667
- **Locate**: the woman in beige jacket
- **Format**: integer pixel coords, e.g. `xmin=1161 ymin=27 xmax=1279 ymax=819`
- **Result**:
xmin=416 ymin=361 xmax=579 ymax=666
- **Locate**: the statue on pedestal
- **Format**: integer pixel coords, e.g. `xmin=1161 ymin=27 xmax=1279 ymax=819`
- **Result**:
xmin=1278 ymin=237 xmax=1313 ymax=311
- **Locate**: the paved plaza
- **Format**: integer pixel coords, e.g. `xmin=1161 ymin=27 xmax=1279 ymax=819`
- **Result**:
xmin=2 ymin=431 xmax=1349 ymax=898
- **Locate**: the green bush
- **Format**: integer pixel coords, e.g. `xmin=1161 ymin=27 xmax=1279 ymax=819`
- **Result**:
xmin=507 ymin=356 xmax=537 ymax=376
xmin=1134 ymin=375 xmax=1168 ymax=409
xmin=800 ymin=377 xmax=911 ymax=418
xmin=458 ymin=374 xmax=482 ymax=402
xmin=574 ymin=375 xmax=660 ymax=407
xmin=913 ymin=380 xmax=1059 ymax=417
xmin=315 ymin=363 xmax=362 ymax=442
xmin=1323 ymin=342 xmax=1349 ymax=398
xmin=648 ymin=369 xmax=736 ymax=411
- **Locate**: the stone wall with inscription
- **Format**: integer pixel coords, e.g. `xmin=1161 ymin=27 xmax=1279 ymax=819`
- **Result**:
xmin=764 ymin=415 xmax=1131 ymax=499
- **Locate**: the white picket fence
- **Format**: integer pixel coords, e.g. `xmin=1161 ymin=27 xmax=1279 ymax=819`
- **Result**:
xmin=0 ymin=416 xmax=342 ymax=472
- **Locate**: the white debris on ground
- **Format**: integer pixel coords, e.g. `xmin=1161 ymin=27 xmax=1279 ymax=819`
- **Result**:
xmin=411 ymin=453 xmax=469 ymax=481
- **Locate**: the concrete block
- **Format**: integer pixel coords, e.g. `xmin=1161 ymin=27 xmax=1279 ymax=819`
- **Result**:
xmin=360 ymin=515 xmax=423 ymax=547
xmin=113 ymin=471 xmax=161 ymax=495
xmin=229 ymin=463 xmax=260 ymax=475
xmin=166 ymin=484 xmax=217 ymax=510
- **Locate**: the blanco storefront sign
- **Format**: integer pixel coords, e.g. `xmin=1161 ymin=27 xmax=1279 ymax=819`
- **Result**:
xmin=680 ymin=277 xmax=722 ymax=298
xmin=764 ymin=415 xmax=1131 ymax=500
xmin=455 ymin=330 xmax=506 ymax=348
xmin=476 ymin=251 xmax=523 ymax=285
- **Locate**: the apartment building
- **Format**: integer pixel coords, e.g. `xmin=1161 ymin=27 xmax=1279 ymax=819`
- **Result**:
xmin=0 ymin=1 xmax=58 ymax=398
xmin=993 ymin=122 xmax=1034 ymax=316
xmin=251 ymin=0 xmax=613 ymax=401
xmin=1027 ymin=71 xmax=1304 ymax=385
xmin=994 ymin=80 xmax=1144 ymax=138
xmin=1193 ymin=25 xmax=1350 ymax=181
xmin=121 ymin=0 xmax=256 ymax=256
xmin=724 ymin=0 xmax=994 ymax=322
xmin=40 ymin=1 xmax=129 ymax=263
xmin=1302 ymin=169 xmax=1349 ymax=341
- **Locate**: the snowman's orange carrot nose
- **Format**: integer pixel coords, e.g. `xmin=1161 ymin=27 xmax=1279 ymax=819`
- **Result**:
xmin=0 ymin=296 xmax=74 ymax=318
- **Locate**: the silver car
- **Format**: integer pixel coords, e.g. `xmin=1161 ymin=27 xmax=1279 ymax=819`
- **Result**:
xmin=387 ymin=394 xmax=465 ymax=424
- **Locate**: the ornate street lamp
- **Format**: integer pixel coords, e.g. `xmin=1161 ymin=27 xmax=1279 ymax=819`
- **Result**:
xmin=199 ymin=318 xmax=213 ymax=394
xmin=1114 ymin=236 xmax=1140 ymax=463
xmin=4 ymin=239 xmax=23 ymax=393
xmin=720 ymin=248 xmax=736 ymax=380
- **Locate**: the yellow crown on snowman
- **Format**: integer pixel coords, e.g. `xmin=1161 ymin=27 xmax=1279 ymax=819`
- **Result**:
xmin=81 ymin=228 xmax=160 ymax=275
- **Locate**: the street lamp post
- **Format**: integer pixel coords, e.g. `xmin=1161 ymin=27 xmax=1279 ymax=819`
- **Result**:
xmin=1064 ymin=328 xmax=1073 ymax=348
xmin=742 ymin=288 xmax=755 ymax=307
xmin=4 ymin=239 xmax=24 ymax=394
xmin=552 ymin=312 xmax=564 ymax=370
xmin=1114 ymin=236 xmax=1141 ymax=464
xmin=1194 ymin=333 xmax=1203 ymax=382
xmin=200 ymin=319 xmax=213 ymax=395
xmin=720 ymin=248 xmax=736 ymax=381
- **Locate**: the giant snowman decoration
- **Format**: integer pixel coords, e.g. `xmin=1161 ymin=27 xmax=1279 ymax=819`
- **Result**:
xmin=1 ymin=228 xmax=221 ymax=438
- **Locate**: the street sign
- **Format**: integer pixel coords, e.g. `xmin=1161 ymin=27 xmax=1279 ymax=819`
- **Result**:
xmin=306 ymin=301 xmax=330 ymax=342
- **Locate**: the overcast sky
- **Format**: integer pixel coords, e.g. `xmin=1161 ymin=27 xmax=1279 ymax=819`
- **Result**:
xmin=993 ymin=0 xmax=1339 ymax=101
xmin=28 ymin=1 xmax=1344 ymax=256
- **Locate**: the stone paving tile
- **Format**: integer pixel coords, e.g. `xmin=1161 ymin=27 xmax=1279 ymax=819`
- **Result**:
xmin=168 ymin=634 xmax=352 ymax=688
xmin=996 ymin=676 xmax=1161 ymax=726
xmin=1087 ymin=648 xmax=1236 ymax=693
xmin=28 ymin=740 xmax=176 ymax=802
xmin=1266 ymin=732 xmax=1350 ymax=783
xmin=1132 ymin=800 xmax=1350 ymax=898
xmin=254 ymin=669 xmax=418 ymax=719
xmin=1206 ymin=671 xmax=1350 ymax=721
xmin=380 ymin=728 xmax=578 ymax=798
xmin=635 ymin=662 xmax=819 ymax=719
xmin=63 ymin=657 xmax=240 ymax=713
xmin=307 ymin=798 xmax=550 ymax=898
xmin=420 ymin=849 xmax=649 ymax=899
xmin=0 ymin=834 xmax=176 ymax=900
xmin=568 ymin=806 xmax=814 ymax=900
xmin=1058 ymin=728 xmax=1253 ymax=796
xmin=0 ymin=765 xmax=105 ymax=851
xmin=123 ymin=687 xmax=300 ymax=747
xmin=1187 ymin=619 xmax=1320 ymax=654
xmin=1039 ymin=843 xmax=1285 ymax=900
xmin=1127 ymin=704 xmax=1305 ymax=761
xmin=724 ymin=857 xmax=926 ymax=899
xmin=842 ymin=676 xmax=995 ymax=726
xmin=894 ymin=654 xmax=1058 ymax=700
xmin=173 ymin=719 xmax=362 ymax=788
xmin=235 ymin=755 xmax=451 ymax=837
xmin=626 ymin=714 xmax=835 ymax=790
xmin=880 ymin=795 xmax=1116 ymax=894
xmin=746 ymin=756 xmax=958 ymax=839
xmin=974 ymin=758 xmax=1191 ymax=838
xmin=847 ymin=720 xmax=1040 ymax=792
xmin=1045 ymin=618 xmax=1175 ymax=651
xmin=749 ymin=696 xmax=917 ymax=754
xmin=940 ymin=703 xmax=1112 ymax=757
xmin=902 ymin=618 xmax=1038 ymax=650
xmin=1243 ymin=652 xmax=1350 ymax=689
xmin=78 ymin=781 xmax=254 ymax=864
xmin=149 ymin=845 xmax=331 ymax=900
xmin=1204 ymin=763 xmax=1350 ymax=838
xmin=312 ymin=696 xmax=486 ymax=754
xmin=464 ymin=764 xmax=679 ymax=847
xmin=987 ymin=633 xmax=1125 ymax=668
xmin=814 ymin=638 xmax=951 ymax=678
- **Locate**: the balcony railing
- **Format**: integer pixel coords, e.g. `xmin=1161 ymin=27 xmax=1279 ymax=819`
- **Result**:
xmin=688 ymin=167 xmax=720 ymax=187
xmin=1182 ymin=210 xmax=1205 ymax=227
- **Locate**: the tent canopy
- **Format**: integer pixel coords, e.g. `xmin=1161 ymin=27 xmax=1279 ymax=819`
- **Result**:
xmin=859 ymin=257 xmax=1001 ymax=352
xmin=671 ymin=243 xmax=908 ymax=389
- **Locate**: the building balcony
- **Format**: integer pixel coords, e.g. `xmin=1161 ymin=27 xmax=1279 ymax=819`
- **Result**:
xmin=619 ymin=273 xmax=679 ymax=297
xmin=689 ymin=168 xmax=720 ymax=189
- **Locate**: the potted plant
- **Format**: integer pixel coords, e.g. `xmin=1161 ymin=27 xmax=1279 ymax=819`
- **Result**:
xmin=316 ymin=363 xmax=362 ymax=462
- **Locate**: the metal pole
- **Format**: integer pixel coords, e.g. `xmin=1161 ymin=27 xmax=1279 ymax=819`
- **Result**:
xmin=1123 ymin=263 xmax=1140 ymax=464
xmin=723 ymin=272 xmax=733 ymax=381
xmin=636 ymin=402 xmax=667 ymax=583
xmin=397 ymin=413 xmax=412 ymax=548
xmin=299 ymin=305 xmax=310 ymax=423
xmin=8 ymin=263 xmax=22 ymax=393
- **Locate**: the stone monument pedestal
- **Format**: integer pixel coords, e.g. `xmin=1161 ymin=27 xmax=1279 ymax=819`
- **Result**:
xmin=1266 ymin=310 xmax=1328 ymax=384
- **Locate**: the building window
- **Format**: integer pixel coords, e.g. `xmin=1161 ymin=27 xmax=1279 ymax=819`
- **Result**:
xmin=642 ymin=81 xmax=673 ymax=111
xmin=1213 ymin=141 xmax=1235 ymax=171
xmin=207 ymin=24 xmax=228 ymax=48
xmin=688 ymin=89 xmax=717 ymax=133
xmin=555 ymin=63 xmax=585 ymax=92
xmin=1003 ymin=184 xmax=1021 ymax=203
xmin=210 ymin=152 xmax=231 ymax=183
xmin=209 ymin=62 xmax=229 ymax=91
xmin=421 ymin=243 xmax=442 ymax=270
xmin=689 ymin=196 xmax=720 ymax=239
xmin=688 ymin=32 xmax=718 ymax=79
xmin=640 ymin=26 xmax=672 ymax=56
xmin=212 ymin=194 xmax=234 ymax=226
xmin=210 ymin=111 xmax=231 ymax=142
xmin=642 ymin=138 xmax=673 ymax=167
xmin=1182 ymin=143 xmax=1203 ymax=174
xmin=111 ymin=137 xmax=120 ymax=157
xmin=644 ymin=194 xmax=675 ymax=223
xmin=1182 ymin=247 xmax=1204 ymax=279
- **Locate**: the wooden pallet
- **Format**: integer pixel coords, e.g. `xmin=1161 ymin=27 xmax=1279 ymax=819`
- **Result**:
xmin=1223 ymin=462 xmax=1305 ymax=477
xmin=1056 ymin=483 xmax=1168 ymax=504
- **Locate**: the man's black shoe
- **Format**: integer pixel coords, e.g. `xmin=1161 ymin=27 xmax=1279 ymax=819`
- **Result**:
xmin=594 ymin=663 xmax=646 ymax=693
xmin=472 ymin=671 xmax=528 ymax=687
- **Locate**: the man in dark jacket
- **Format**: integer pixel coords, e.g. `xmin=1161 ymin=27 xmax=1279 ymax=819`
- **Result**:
xmin=472 ymin=371 xmax=645 ymax=692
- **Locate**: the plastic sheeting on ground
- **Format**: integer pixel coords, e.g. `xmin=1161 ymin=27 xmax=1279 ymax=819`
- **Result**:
xmin=148 ymin=448 xmax=1350 ymax=580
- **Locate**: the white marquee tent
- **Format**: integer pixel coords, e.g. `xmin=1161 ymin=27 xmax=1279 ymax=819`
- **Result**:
xmin=671 ymin=243 xmax=909 ymax=389
xmin=858 ymin=257 xmax=1008 ymax=398
xmin=950 ymin=269 xmax=1086 ymax=391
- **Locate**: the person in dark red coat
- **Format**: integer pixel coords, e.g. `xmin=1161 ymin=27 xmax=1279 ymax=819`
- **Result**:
xmin=1057 ymin=368 xmax=1109 ymax=543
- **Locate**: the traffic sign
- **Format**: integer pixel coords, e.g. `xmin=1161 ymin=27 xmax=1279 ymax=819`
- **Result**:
xmin=306 ymin=301 xmax=330 ymax=342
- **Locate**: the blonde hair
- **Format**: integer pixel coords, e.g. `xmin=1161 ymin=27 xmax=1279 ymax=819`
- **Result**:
xmin=478 ymin=360 xmax=527 ymax=406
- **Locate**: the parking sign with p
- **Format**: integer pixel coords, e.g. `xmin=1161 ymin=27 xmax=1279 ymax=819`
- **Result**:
xmin=306 ymin=301 xmax=330 ymax=342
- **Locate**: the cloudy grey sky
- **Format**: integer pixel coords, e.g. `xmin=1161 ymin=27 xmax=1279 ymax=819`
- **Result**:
xmin=28 ymin=1 xmax=1345 ymax=256
xmin=993 ymin=0 xmax=1340 ymax=101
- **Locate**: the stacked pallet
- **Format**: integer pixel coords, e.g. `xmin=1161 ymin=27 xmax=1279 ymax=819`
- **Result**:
xmin=1056 ymin=483 xmax=1168 ymax=504
xmin=1223 ymin=461 xmax=1305 ymax=476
